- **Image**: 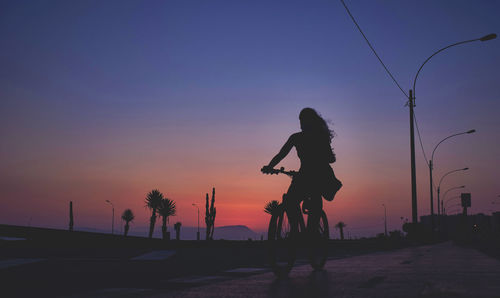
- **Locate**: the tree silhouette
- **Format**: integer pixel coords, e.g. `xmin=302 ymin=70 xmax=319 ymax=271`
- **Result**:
xmin=145 ymin=189 xmax=163 ymax=239
xmin=158 ymin=198 xmax=176 ymax=240
xmin=335 ymin=221 xmax=346 ymax=240
xmin=121 ymin=209 xmax=134 ymax=237
xmin=174 ymin=222 xmax=182 ymax=240
xmin=264 ymin=200 xmax=281 ymax=216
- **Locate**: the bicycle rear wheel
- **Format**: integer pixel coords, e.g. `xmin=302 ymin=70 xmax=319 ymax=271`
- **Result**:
xmin=268 ymin=208 xmax=296 ymax=277
xmin=308 ymin=210 xmax=329 ymax=270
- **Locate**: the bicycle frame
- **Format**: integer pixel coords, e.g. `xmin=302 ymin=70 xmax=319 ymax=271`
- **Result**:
xmin=270 ymin=167 xmax=321 ymax=236
xmin=280 ymin=193 xmax=307 ymax=235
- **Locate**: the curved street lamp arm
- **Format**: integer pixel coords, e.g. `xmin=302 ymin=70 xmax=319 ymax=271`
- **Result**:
xmin=445 ymin=196 xmax=461 ymax=208
xmin=413 ymin=38 xmax=479 ymax=96
xmin=448 ymin=203 xmax=463 ymax=209
xmin=443 ymin=186 xmax=466 ymax=202
xmin=447 ymin=208 xmax=463 ymax=215
xmin=438 ymin=167 xmax=468 ymax=190
xmin=447 ymin=206 xmax=461 ymax=212
xmin=413 ymin=32 xmax=497 ymax=97
xmin=431 ymin=132 xmax=469 ymax=163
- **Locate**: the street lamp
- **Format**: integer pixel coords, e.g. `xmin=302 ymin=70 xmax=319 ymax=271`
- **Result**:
xmin=436 ymin=167 xmax=468 ymax=234
xmin=429 ymin=132 xmax=474 ymax=232
xmin=448 ymin=203 xmax=463 ymax=210
xmin=437 ymin=167 xmax=469 ymax=215
xmin=444 ymin=195 xmax=462 ymax=214
xmin=192 ymin=203 xmax=200 ymax=241
xmin=447 ymin=204 xmax=464 ymax=215
xmin=105 ymin=200 xmax=114 ymax=235
xmin=447 ymin=209 xmax=462 ymax=215
xmin=407 ymin=33 xmax=496 ymax=224
xmin=442 ymin=186 xmax=465 ymax=215
xmin=382 ymin=204 xmax=388 ymax=237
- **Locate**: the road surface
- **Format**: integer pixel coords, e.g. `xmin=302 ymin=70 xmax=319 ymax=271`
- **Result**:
xmin=68 ymin=242 xmax=500 ymax=297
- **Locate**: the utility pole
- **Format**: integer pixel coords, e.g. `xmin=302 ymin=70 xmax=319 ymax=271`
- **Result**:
xmin=429 ymin=160 xmax=435 ymax=232
xmin=383 ymin=204 xmax=388 ymax=237
xmin=409 ymin=90 xmax=418 ymax=223
xmin=192 ymin=203 xmax=200 ymax=240
xmin=407 ymin=34 xmax=496 ymax=224
xmin=105 ymin=200 xmax=114 ymax=235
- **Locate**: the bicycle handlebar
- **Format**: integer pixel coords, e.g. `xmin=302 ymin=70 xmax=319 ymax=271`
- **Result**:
xmin=261 ymin=166 xmax=297 ymax=177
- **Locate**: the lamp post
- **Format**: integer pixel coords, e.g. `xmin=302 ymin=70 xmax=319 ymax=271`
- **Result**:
xmin=192 ymin=203 xmax=200 ymax=241
xmin=408 ymin=33 xmax=496 ymax=224
xmin=429 ymin=132 xmax=474 ymax=232
xmin=437 ymin=167 xmax=469 ymax=215
xmin=447 ymin=209 xmax=463 ymax=215
xmin=382 ymin=204 xmax=388 ymax=237
xmin=442 ymin=186 xmax=465 ymax=215
xmin=447 ymin=203 xmax=464 ymax=215
xmin=444 ymin=195 xmax=462 ymax=214
xmin=436 ymin=167 xmax=469 ymax=235
xmin=105 ymin=200 xmax=114 ymax=235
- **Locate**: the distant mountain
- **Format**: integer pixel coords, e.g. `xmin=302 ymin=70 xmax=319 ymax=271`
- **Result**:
xmin=214 ymin=225 xmax=262 ymax=240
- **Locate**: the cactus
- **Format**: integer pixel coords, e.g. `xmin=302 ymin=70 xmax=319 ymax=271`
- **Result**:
xmin=335 ymin=221 xmax=346 ymax=240
xmin=174 ymin=222 xmax=182 ymax=240
xmin=205 ymin=187 xmax=216 ymax=240
xmin=69 ymin=201 xmax=74 ymax=232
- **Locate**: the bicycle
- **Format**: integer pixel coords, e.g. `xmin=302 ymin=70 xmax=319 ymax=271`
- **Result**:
xmin=263 ymin=167 xmax=330 ymax=277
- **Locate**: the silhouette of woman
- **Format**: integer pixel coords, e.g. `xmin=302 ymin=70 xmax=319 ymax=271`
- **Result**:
xmin=262 ymin=107 xmax=340 ymax=234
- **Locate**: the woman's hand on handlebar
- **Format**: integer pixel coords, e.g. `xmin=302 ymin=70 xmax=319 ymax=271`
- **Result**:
xmin=261 ymin=165 xmax=273 ymax=174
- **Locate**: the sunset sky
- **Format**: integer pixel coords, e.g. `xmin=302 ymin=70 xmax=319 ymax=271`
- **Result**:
xmin=1 ymin=0 xmax=499 ymax=237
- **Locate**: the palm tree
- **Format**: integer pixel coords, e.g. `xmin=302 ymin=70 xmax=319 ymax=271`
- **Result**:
xmin=121 ymin=209 xmax=134 ymax=237
xmin=174 ymin=222 xmax=182 ymax=240
xmin=335 ymin=221 xmax=346 ymax=240
xmin=158 ymin=198 xmax=176 ymax=240
xmin=264 ymin=200 xmax=281 ymax=216
xmin=145 ymin=189 xmax=164 ymax=238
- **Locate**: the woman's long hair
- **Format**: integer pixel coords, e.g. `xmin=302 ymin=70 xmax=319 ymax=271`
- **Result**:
xmin=299 ymin=108 xmax=334 ymax=142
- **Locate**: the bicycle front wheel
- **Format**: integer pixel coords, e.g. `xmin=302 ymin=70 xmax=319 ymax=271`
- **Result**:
xmin=268 ymin=208 xmax=296 ymax=277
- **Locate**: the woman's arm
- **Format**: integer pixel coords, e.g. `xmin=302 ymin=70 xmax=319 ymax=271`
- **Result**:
xmin=262 ymin=135 xmax=295 ymax=171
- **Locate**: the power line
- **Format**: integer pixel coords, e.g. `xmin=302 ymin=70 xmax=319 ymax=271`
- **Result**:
xmin=340 ymin=0 xmax=409 ymax=99
xmin=340 ymin=0 xmax=435 ymax=186
xmin=340 ymin=0 xmax=432 ymax=178
xmin=414 ymin=112 xmax=437 ymax=192
xmin=413 ymin=112 xmax=429 ymax=165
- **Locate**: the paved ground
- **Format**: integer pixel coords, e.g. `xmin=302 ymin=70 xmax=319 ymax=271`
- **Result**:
xmin=78 ymin=242 xmax=500 ymax=298
xmin=3 ymin=238 xmax=398 ymax=297
xmin=3 ymin=241 xmax=500 ymax=297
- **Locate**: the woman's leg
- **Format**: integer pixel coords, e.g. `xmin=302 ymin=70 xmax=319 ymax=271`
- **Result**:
xmin=306 ymin=194 xmax=323 ymax=236
xmin=284 ymin=180 xmax=304 ymax=237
